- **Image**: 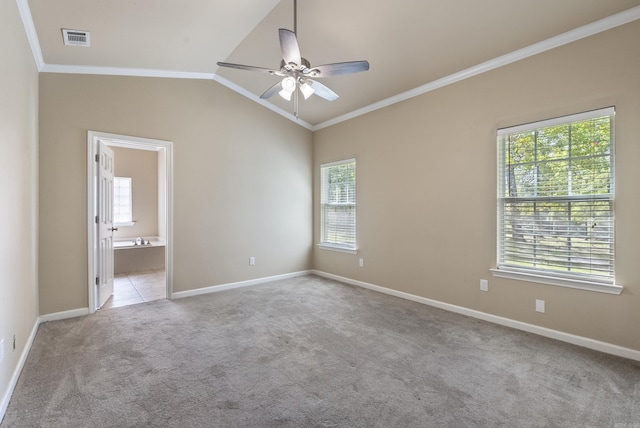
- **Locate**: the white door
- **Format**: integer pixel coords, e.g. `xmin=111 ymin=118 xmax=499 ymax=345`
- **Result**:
xmin=97 ymin=141 xmax=115 ymax=308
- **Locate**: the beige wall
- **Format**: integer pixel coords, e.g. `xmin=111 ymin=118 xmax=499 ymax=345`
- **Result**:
xmin=313 ymin=21 xmax=640 ymax=351
xmin=0 ymin=0 xmax=39 ymax=411
xmin=112 ymin=146 xmax=159 ymax=239
xmin=39 ymin=74 xmax=313 ymax=314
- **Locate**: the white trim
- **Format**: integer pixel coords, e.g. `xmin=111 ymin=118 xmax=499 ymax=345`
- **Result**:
xmin=316 ymin=244 xmax=358 ymax=254
xmin=15 ymin=0 xmax=44 ymax=71
xmin=0 ymin=317 xmax=39 ymax=423
xmin=320 ymin=158 xmax=356 ymax=168
xmin=498 ymin=106 xmax=615 ymax=135
xmin=313 ymin=7 xmax=640 ymax=131
xmin=88 ymin=131 xmax=174 ymax=149
xmin=87 ymin=137 xmax=97 ymax=313
xmin=41 ymin=63 xmax=216 ymax=80
xmin=311 ymin=270 xmax=640 ymax=362
xmin=39 ymin=308 xmax=90 ymax=323
xmin=490 ymin=268 xmax=623 ymax=295
xmin=87 ymin=131 xmax=174 ymax=313
xmin=171 ymin=270 xmax=311 ymax=299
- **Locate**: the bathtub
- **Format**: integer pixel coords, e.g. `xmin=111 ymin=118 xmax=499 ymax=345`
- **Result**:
xmin=113 ymin=237 xmax=166 ymax=249
xmin=114 ymin=237 xmax=166 ymax=274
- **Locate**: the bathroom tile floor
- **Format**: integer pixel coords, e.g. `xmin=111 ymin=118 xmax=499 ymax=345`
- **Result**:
xmin=102 ymin=269 xmax=166 ymax=309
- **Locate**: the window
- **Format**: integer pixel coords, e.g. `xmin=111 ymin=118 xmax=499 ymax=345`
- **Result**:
xmin=113 ymin=177 xmax=133 ymax=226
xmin=495 ymin=107 xmax=617 ymax=290
xmin=320 ymin=159 xmax=356 ymax=251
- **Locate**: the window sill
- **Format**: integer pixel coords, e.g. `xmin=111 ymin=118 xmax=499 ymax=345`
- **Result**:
xmin=490 ymin=268 xmax=623 ymax=295
xmin=317 ymin=243 xmax=358 ymax=254
xmin=114 ymin=221 xmax=135 ymax=227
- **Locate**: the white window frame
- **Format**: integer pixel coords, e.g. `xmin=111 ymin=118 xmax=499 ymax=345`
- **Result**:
xmin=319 ymin=158 xmax=357 ymax=253
xmin=113 ymin=176 xmax=134 ymax=227
xmin=491 ymin=107 xmax=622 ymax=295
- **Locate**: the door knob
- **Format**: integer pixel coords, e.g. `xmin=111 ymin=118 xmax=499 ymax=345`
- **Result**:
xmin=110 ymin=227 xmax=118 ymax=232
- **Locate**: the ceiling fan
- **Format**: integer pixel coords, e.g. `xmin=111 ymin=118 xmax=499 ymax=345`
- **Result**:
xmin=216 ymin=0 xmax=370 ymax=119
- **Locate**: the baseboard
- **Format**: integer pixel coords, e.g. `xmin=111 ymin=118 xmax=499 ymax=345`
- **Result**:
xmin=311 ymin=270 xmax=640 ymax=362
xmin=0 ymin=316 xmax=39 ymax=424
xmin=39 ymin=307 xmax=90 ymax=323
xmin=171 ymin=270 xmax=312 ymax=299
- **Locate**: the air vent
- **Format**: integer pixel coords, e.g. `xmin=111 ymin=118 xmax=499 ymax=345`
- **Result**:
xmin=62 ymin=29 xmax=90 ymax=47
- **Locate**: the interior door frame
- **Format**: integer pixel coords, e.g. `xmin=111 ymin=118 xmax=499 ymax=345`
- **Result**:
xmin=87 ymin=131 xmax=174 ymax=314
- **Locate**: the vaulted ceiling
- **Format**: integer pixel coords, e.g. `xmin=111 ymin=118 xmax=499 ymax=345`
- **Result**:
xmin=23 ymin=0 xmax=640 ymax=129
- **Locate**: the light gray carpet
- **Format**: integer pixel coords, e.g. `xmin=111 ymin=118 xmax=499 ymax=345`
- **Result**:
xmin=2 ymin=275 xmax=639 ymax=427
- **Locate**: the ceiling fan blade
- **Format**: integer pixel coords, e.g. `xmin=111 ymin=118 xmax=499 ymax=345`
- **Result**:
xmin=260 ymin=82 xmax=283 ymax=99
xmin=279 ymin=29 xmax=301 ymax=66
xmin=216 ymin=62 xmax=282 ymax=75
xmin=307 ymin=80 xmax=339 ymax=101
xmin=308 ymin=61 xmax=370 ymax=77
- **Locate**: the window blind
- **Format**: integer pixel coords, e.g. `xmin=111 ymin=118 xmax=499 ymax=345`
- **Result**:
xmin=320 ymin=159 xmax=356 ymax=250
xmin=497 ymin=107 xmax=615 ymax=283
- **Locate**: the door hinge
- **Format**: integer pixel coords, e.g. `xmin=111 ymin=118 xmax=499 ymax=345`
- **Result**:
xmin=95 ymin=277 xmax=99 ymax=285
xmin=95 ymin=215 xmax=99 ymax=224
xmin=95 ymin=154 xmax=100 ymax=162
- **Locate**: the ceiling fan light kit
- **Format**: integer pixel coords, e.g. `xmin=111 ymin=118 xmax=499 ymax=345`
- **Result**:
xmin=217 ymin=0 xmax=369 ymax=119
xmin=279 ymin=76 xmax=297 ymax=100
xmin=299 ymin=81 xmax=315 ymax=99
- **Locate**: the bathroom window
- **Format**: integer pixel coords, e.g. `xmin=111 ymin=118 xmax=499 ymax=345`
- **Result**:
xmin=114 ymin=177 xmax=134 ymax=226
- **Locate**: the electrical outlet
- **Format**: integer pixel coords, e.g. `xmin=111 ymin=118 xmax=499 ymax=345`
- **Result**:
xmin=13 ymin=334 xmax=16 ymax=350
xmin=480 ymin=279 xmax=488 ymax=292
xmin=249 ymin=257 xmax=255 ymax=266
xmin=359 ymin=258 xmax=364 ymax=268
xmin=536 ymin=299 xmax=545 ymax=313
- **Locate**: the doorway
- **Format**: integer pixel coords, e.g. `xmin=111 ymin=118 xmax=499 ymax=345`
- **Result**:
xmin=87 ymin=131 xmax=173 ymax=313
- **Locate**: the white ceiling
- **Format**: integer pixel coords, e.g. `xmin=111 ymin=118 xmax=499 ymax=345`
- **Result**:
xmin=22 ymin=0 xmax=640 ymax=129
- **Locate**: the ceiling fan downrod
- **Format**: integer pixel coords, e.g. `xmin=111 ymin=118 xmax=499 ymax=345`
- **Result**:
xmin=293 ymin=0 xmax=299 ymax=118
xmin=293 ymin=0 xmax=297 ymax=35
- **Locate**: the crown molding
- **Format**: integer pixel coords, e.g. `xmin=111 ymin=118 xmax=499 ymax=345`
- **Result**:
xmin=16 ymin=0 xmax=44 ymax=70
xmin=313 ymin=5 xmax=640 ymax=131
xmin=17 ymin=0 xmax=640 ymax=132
xmin=41 ymin=63 xmax=216 ymax=79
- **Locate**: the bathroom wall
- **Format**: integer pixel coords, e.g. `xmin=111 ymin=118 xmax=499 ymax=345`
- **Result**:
xmin=112 ymin=146 xmax=159 ymax=239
